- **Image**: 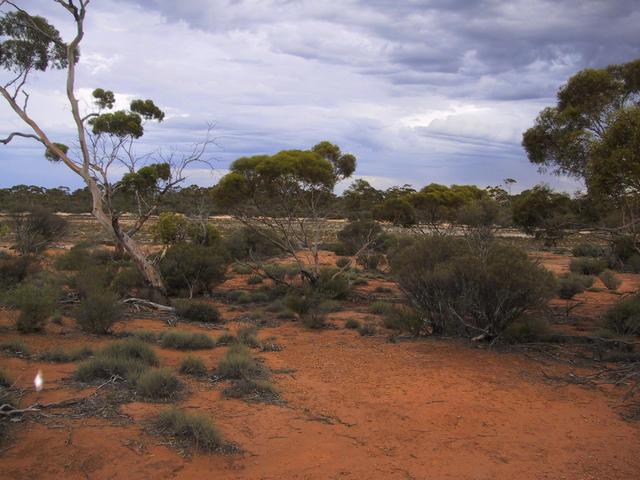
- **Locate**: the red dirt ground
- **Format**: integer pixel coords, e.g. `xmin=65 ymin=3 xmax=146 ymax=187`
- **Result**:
xmin=0 ymin=252 xmax=639 ymax=479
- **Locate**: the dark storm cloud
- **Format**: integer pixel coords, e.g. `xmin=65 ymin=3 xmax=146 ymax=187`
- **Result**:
xmin=1 ymin=0 xmax=639 ymax=192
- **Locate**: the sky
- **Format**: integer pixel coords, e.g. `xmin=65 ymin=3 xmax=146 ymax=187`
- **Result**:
xmin=0 ymin=0 xmax=639 ymax=194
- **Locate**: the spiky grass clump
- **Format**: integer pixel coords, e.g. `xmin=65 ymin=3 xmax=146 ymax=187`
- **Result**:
xmin=0 ymin=339 xmax=30 ymax=356
xmin=174 ymin=300 xmax=221 ymax=323
xmin=236 ymin=325 xmax=259 ymax=348
xmin=100 ymin=338 xmax=159 ymax=366
xmin=179 ymin=355 xmax=207 ymax=376
xmin=344 ymin=318 xmax=361 ymax=329
xmin=222 ymin=378 xmax=279 ymax=403
xmin=216 ymin=344 xmax=261 ymax=380
xmin=160 ymin=331 xmax=215 ymax=350
xmin=152 ymin=407 xmax=223 ymax=452
xmin=38 ymin=346 xmax=92 ymax=363
xmin=135 ymin=368 xmax=182 ymax=401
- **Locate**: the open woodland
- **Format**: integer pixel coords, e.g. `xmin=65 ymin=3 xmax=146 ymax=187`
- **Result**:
xmin=0 ymin=1 xmax=639 ymax=479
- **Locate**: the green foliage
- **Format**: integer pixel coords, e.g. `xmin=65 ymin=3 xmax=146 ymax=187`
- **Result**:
xmin=174 ymin=300 xmax=221 ymax=323
xmin=391 ymin=236 xmax=556 ymax=337
xmin=557 ymin=273 xmax=593 ymax=299
xmin=512 ymin=185 xmax=573 ymax=246
xmin=89 ymin=110 xmax=144 ymax=138
xmin=130 ymin=99 xmax=165 ymax=121
xmin=569 ymin=257 xmax=607 ymax=275
xmin=317 ymin=300 xmax=343 ymax=313
xmin=335 ymin=257 xmax=351 ymax=269
xmin=135 ymin=368 xmax=181 ymax=401
xmin=11 ymin=208 xmax=67 ymax=255
xmin=222 ymin=377 xmax=279 ymax=403
xmin=54 ymin=242 xmax=112 ymax=271
xmin=120 ymin=163 xmax=171 ymax=196
xmin=160 ymin=244 xmax=228 ymax=297
xmin=311 ymin=141 xmax=356 ymax=179
xmin=502 ymin=317 xmax=551 ymax=343
xmin=9 ymin=281 xmax=58 ymax=333
xmin=344 ymin=318 xmax=361 ymax=329
xmin=216 ymin=343 xmax=262 ymax=379
xmin=247 ymin=274 xmax=263 ymax=285
xmin=100 ymin=338 xmax=159 ymax=366
xmin=179 ymin=355 xmax=207 ymax=376
xmin=337 ymin=220 xmax=384 ymax=255
xmin=523 ymin=59 xmax=640 ymax=179
xmin=38 ymin=346 xmax=93 ymax=363
xmin=128 ymin=330 xmax=158 ymax=343
xmin=0 ymin=339 xmax=29 ymax=356
xmin=75 ymin=338 xmax=157 ymax=383
xmin=44 ymin=142 xmax=69 ymax=162
xmin=152 ymin=407 xmax=223 ymax=452
xmin=236 ymin=325 xmax=259 ymax=348
xmin=369 ymin=301 xmax=392 ymax=315
xmin=342 ymin=179 xmax=384 ymax=220
xmin=572 ymin=243 xmax=606 ymax=258
xmin=380 ymin=305 xmax=424 ymax=335
xmin=160 ymin=331 xmax=214 ymax=350
xmin=224 ymin=227 xmax=281 ymax=261
xmin=0 ymin=252 xmax=32 ymax=289
xmin=92 ymin=88 xmax=115 ymax=109
xmin=316 ymin=268 xmax=350 ymax=299
xmin=75 ymin=289 xmax=123 ymax=334
xmin=373 ymin=197 xmax=416 ymax=227
xmin=604 ymin=295 xmax=640 ymax=335
xmin=111 ymin=266 xmax=146 ymax=297
xmin=156 ymin=212 xmax=189 ymax=244
xmin=358 ymin=322 xmax=377 ymax=336
xmin=356 ymin=252 xmax=384 ymax=271
xmin=0 ymin=11 xmax=70 ymax=73
xmin=599 ymin=270 xmax=622 ymax=290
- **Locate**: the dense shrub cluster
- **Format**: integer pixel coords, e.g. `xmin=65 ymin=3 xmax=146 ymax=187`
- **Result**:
xmin=174 ymin=300 xmax=221 ymax=323
xmin=75 ymin=289 xmax=123 ymax=334
xmin=75 ymin=338 xmax=158 ymax=383
xmin=557 ymin=273 xmax=594 ymax=299
xmin=390 ymin=236 xmax=556 ymax=338
xmin=160 ymin=244 xmax=228 ymax=297
xmin=0 ymin=252 xmax=32 ymax=289
xmin=572 ymin=243 xmax=606 ymax=258
xmin=569 ymin=257 xmax=607 ymax=275
xmin=8 ymin=281 xmax=59 ymax=333
xmin=604 ymin=295 xmax=640 ymax=335
xmin=160 ymin=331 xmax=215 ymax=350
xmin=11 ymin=208 xmax=67 ymax=255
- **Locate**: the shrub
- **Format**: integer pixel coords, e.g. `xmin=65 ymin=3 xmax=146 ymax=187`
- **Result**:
xmin=160 ymin=244 xmax=228 ymax=297
xmin=223 ymin=226 xmax=281 ymax=261
xmin=557 ymin=273 xmax=593 ymax=299
xmin=111 ymin=266 xmax=146 ymax=297
xmin=0 ymin=339 xmax=30 ymax=356
xmin=599 ymin=270 xmax=622 ymax=290
xmin=369 ymin=301 xmax=392 ymax=315
xmin=628 ymin=254 xmax=640 ymax=273
xmin=604 ymin=295 xmax=640 ymax=335
xmin=100 ymin=338 xmax=159 ymax=366
xmin=216 ymin=344 xmax=261 ymax=379
xmin=156 ymin=212 xmax=189 ymax=244
xmin=381 ymin=305 xmax=424 ymax=335
xmin=335 ymin=257 xmax=351 ymax=269
xmin=391 ymin=236 xmax=556 ymax=337
xmin=572 ymin=243 xmax=606 ymax=258
xmin=160 ymin=331 xmax=215 ymax=350
xmin=179 ymin=355 xmax=207 ymax=376
xmin=135 ymin=368 xmax=182 ymax=400
xmin=0 ymin=368 xmax=13 ymax=388
xmin=39 ymin=346 xmax=92 ymax=363
xmin=222 ymin=378 xmax=279 ymax=403
xmin=236 ymin=325 xmax=259 ymax=347
xmin=54 ymin=243 xmax=112 ymax=271
xmin=301 ymin=311 xmax=328 ymax=330
xmin=73 ymin=265 xmax=116 ymax=298
xmin=75 ymin=356 xmax=148 ymax=383
xmin=337 ymin=220 xmax=384 ymax=255
xmin=174 ymin=300 xmax=221 ymax=323
xmin=75 ymin=289 xmax=123 ymax=334
xmin=358 ymin=323 xmax=377 ymax=336
xmin=344 ymin=318 xmax=360 ymax=329
xmin=247 ymin=275 xmax=263 ymax=285
xmin=152 ymin=407 xmax=223 ymax=452
xmin=128 ymin=330 xmax=158 ymax=343
xmin=216 ymin=332 xmax=236 ymax=345
xmin=569 ymin=257 xmax=607 ymax=275
xmin=502 ymin=317 xmax=551 ymax=343
xmin=0 ymin=253 xmax=32 ymax=289
xmin=317 ymin=300 xmax=343 ymax=313
xmin=356 ymin=252 xmax=384 ymax=271
xmin=9 ymin=282 xmax=58 ymax=333
xmin=317 ymin=268 xmax=350 ymax=300
xmin=12 ymin=208 xmax=67 ymax=255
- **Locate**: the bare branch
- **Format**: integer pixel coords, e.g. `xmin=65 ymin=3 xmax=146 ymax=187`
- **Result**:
xmin=0 ymin=131 xmax=43 ymax=145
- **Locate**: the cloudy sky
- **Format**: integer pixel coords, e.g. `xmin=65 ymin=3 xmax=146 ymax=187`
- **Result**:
xmin=1 ymin=0 xmax=639 ymax=193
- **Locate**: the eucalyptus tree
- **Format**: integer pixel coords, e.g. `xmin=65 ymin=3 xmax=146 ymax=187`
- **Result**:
xmin=0 ymin=2 xmax=214 ymax=298
xmin=213 ymin=142 xmax=357 ymax=284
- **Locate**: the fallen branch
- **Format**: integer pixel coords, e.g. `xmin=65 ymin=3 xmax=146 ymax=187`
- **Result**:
xmin=120 ymin=298 xmax=175 ymax=312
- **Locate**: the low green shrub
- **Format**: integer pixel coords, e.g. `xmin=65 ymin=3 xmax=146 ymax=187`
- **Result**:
xmin=128 ymin=330 xmax=158 ymax=343
xmin=557 ymin=273 xmax=594 ymax=299
xmin=135 ymin=368 xmax=182 ymax=400
xmin=174 ymin=300 xmax=221 ymax=323
xmin=569 ymin=257 xmax=607 ymax=275
xmin=100 ymin=338 xmax=159 ymax=366
xmin=335 ymin=257 xmax=351 ymax=269
xmin=179 ymin=355 xmax=207 ymax=376
xmin=604 ymin=295 xmax=640 ymax=335
xmin=216 ymin=332 xmax=236 ymax=345
xmin=160 ymin=244 xmax=228 ymax=297
xmin=369 ymin=301 xmax=393 ymax=315
xmin=216 ymin=344 xmax=262 ymax=379
xmin=231 ymin=263 xmax=253 ymax=275
xmin=75 ymin=289 xmax=123 ymax=334
xmin=301 ymin=311 xmax=328 ymax=330
xmin=358 ymin=323 xmax=377 ymax=336
xmin=38 ymin=346 xmax=92 ymax=363
xmin=317 ymin=300 xmax=343 ymax=313
xmin=572 ymin=243 xmax=606 ymax=258
xmin=247 ymin=275 xmax=263 ymax=285
xmin=55 ymin=243 xmax=112 ymax=271
xmin=160 ymin=331 xmax=215 ymax=350
xmin=74 ymin=356 xmax=148 ymax=383
xmin=236 ymin=325 xmax=259 ymax=348
xmin=502 ymin=317 xmax=551 ymax=343
xmin=152 ymin=407 xmax=223 ymax=452
xmin=111 ymin=266 xmax=146 ymax=297
xmin=9 ymin=282 xmax=58 ymax=333
xmin=222 ymin=378 xmax=279 ymax=403
xmin=344 ymin=318 xmax=361 ymax=329
xmin=381 ymin=305 xmax=423 ymax=335
xmin=0 ymin=339 xmax=30 ymax=356
xmin=0 ymin=253 xmax=32 ymax=289
xmin=599 ymin=270 xmax=622 ymax=291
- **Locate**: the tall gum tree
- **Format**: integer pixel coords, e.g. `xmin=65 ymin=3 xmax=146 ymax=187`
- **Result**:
xmin=0 ymin=1 xmax=214 ymax=300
